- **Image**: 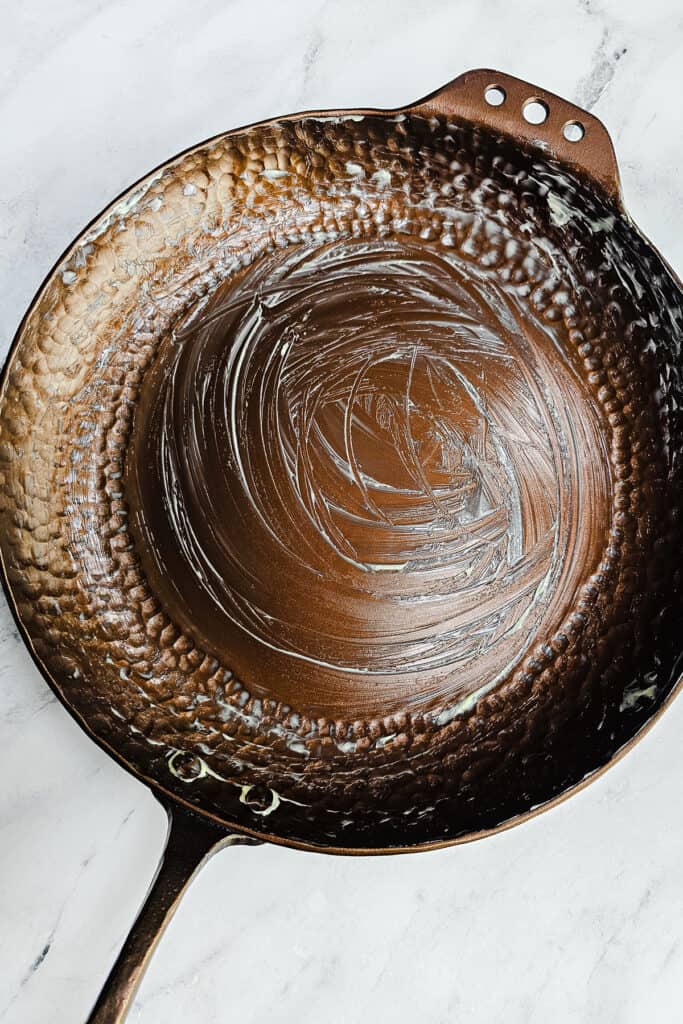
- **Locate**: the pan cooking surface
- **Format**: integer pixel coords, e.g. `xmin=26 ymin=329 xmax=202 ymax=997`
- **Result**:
xmin=128 ymin=236 xmax=610 ymax=720
xmin=2 ymin=110 xmax=683 ymax=847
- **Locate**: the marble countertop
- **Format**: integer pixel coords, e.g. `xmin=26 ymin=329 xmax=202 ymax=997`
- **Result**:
xmin=1 ymin=1 xmax=682 ymax=1021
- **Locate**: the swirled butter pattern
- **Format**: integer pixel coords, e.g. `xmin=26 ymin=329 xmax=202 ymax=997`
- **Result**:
xmin=127 ymin=237 xmax=610 ymax=715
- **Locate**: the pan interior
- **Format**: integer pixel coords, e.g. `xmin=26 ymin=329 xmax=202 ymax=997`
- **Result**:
xmin=126 ymin=235 xmax=610 ymax=720
xmin=2 ymin=111 xmax=683 ymax=848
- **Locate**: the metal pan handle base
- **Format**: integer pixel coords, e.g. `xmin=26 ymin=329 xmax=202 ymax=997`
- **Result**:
xmin=409 ymin=68 xmax=622 ymax=202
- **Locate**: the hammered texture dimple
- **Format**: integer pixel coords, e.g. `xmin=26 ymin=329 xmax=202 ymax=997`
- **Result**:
xmin=1 ymin=111 xmax=683 ymax=849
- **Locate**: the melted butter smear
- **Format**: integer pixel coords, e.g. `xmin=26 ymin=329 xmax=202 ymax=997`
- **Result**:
xmin=126 ymin=237 xmax=611 ymax=715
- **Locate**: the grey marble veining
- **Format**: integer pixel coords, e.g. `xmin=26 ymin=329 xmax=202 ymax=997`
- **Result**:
xmin=1 ymin=1 xmax=682 ymax=1021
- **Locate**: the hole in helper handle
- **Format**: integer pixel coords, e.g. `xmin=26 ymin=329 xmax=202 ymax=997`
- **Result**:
xmin=85 ymin=802 xmax=260 ymax=1024
xmin=408 ymin=68 xmax=623 ymax=203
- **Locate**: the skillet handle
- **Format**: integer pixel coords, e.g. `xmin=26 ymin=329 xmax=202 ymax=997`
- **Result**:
xmin=86 ymin=802 xmax=259 ymax=1024
xmin=409 ymin=68 xmax=622 ymax=202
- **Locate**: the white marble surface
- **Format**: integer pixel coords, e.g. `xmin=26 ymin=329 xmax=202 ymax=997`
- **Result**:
xmin=1 ymin=1 xmax=683 ymax=1021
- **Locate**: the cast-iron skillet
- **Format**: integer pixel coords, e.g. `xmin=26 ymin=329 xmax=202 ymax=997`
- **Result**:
xmin=2 ymin=69 xmax=683 ymax=1022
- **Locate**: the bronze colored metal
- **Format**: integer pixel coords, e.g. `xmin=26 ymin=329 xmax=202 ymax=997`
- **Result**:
xmin=1 ymin=69 xmax=682 ymax=1022
xmin=414 ymin=69 xmax=622 ymax=198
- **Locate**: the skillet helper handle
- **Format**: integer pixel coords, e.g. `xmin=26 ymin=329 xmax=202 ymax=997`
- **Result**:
xmin=86 ymin=803 xmax=258 ymax=1024
xmin=410 ymin=68 xmax=622 ymax=201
